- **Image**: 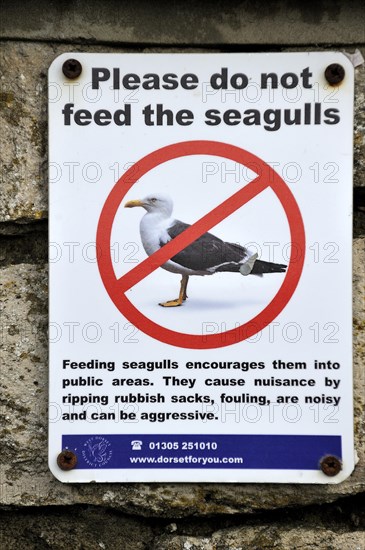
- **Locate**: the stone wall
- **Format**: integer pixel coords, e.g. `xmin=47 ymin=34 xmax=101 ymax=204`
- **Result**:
xmin=1 ymin=1 xmax=364 ymax=548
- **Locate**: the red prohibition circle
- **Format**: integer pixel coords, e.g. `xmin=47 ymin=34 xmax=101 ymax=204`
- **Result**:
xmin=96 ymin=140 xmax=305 ymax=349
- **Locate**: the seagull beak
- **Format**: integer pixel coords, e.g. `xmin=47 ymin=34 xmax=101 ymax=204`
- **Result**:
xmin=124 ymin=199 xmax=144 ymax=208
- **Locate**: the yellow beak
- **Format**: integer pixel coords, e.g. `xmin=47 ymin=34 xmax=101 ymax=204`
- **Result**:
xmin=124 ymin=199 xmax=144 ymax=208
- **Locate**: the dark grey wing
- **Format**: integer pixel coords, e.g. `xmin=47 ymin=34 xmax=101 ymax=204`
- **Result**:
xmin=161 ymin=220 xmax=249 ymax=271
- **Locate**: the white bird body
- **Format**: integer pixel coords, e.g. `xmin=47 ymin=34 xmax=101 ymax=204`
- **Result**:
xmin=139 ymin=211 xmax=171 ymax=257
xmin=140 ymin=211 xmax=205 ymax=275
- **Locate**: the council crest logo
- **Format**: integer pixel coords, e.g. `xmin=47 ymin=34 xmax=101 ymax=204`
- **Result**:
xmin=82 ymin=436 xmax=112 ymax=467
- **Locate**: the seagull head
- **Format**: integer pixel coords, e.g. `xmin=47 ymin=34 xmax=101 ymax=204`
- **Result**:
xmin=125 ymin=193 xmax=173 ymax=217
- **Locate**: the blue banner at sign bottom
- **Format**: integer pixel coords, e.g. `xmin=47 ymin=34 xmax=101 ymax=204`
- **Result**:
xmin=62 ymin=434 xmax=342 ymax=470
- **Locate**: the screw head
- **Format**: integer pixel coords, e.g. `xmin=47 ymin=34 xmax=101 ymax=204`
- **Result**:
xmin=62 ymin=59 xmax=82 ymax=79
xmin=325 ymin=64 xmax=345 ymax=86
xmin=320 ymin=455 xmax=342 ymax=476
xmin=57 ymin=450 xmax=77 ymax=470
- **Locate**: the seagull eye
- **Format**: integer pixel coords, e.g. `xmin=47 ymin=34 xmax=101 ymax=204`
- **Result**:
xmin=150 ymin=198 xmax=157 ymax=203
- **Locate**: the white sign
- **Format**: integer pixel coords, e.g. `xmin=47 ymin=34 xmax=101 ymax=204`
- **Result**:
xmin=49 ymin=52 xmax=354 ymax=483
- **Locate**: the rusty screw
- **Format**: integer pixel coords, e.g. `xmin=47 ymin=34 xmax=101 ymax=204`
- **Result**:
xmin=325 ymin=64 xmax=345 ymax=86
xmin=57 ymin=450 xmax=77 ymax=470
xmin=62 ymin=59 xmax=82 ymax=79
xmin=320 ymin=455 xmax=342 ymax=476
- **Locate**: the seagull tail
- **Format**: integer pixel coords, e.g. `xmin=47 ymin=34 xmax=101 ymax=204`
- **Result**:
xmin=251 ymin=259 xmax=287 ymax=276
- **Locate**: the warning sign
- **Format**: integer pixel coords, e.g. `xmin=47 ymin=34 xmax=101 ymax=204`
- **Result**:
xmin=97 ymin=140 xmax=306 ymax=348
xmin=49 ymin=52 xmax=354 ymax=483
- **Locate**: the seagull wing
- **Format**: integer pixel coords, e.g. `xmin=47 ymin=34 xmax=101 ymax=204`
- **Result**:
xmin=162 ymin=220 xmax=249 ymax=271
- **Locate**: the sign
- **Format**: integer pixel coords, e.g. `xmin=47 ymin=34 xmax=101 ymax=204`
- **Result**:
xmin=49 ymin=52 xmax=354 ymax=483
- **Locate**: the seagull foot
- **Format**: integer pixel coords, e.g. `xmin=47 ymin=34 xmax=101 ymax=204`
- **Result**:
xmin=240 ymin=253 xmax=258 ymax=276
xmin=159 ymin=275 xmax=189 ymax=307
xmin=159 ymin=299 xmax=183 ymax=307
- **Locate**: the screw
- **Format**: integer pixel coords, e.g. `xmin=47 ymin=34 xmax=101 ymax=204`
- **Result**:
xmin=57 ymin=450 xmax=77 ymax=470
xmin=325 ymin=64 xmax=345 ymax=86
xmin=62 ymin=59 xmax=82 ymax=79
xmin=320 ymin=455 xmax=342 ymax=476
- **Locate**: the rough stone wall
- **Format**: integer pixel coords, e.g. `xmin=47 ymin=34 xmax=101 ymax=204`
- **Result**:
xmin=1 ymin=2 xmax=364 ymax=548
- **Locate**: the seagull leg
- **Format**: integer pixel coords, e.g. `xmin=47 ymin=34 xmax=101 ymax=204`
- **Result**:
xmin=159 ymin=275 xmax=189 ymax=307
xmin=182 ymin=275 xmax=189 ymax=301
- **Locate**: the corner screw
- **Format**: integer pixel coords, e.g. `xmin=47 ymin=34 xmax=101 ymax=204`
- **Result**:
xmin=320 ymin=455 xmax=342 ymax=476
xmin=62 ymin=59 xmax=82 ymax=79
xmin=57 ymin=450 xmax=78 ymax=470
xmin=325 ymin=64 xmax=345 ymax=86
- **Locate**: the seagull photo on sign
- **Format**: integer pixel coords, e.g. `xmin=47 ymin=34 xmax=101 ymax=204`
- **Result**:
xmin=125 ymin=193 xmax=287 ymax=307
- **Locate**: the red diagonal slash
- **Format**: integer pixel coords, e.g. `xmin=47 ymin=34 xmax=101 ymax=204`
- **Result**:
xmin=116 ymin=174 xmax=268 ymax=293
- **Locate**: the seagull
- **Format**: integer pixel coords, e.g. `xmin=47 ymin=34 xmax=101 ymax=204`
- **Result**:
xmin=125 ymin=193 xmax=287 ymax=307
